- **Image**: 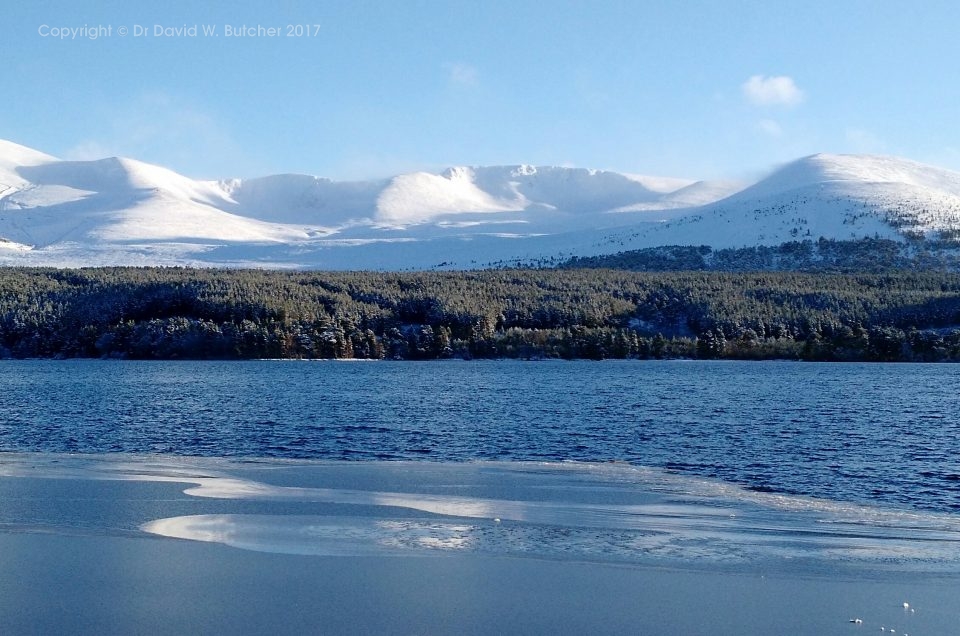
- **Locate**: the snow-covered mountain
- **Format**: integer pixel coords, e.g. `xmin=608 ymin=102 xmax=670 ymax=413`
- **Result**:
xmin=1 ymin=139 xmax=959 ymax=269
xmin=583 ymin=153 xmax=960 ymax=258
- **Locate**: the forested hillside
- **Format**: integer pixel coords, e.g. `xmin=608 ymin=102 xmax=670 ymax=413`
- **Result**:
xmin=2 ymin=267 xmax=960 ymax=361
xmin=561 ymin=237 xmax=960 ymax=272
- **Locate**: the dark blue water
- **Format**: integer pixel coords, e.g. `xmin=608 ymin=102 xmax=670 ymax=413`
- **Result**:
xmin=2 ymin=359 xmax=959 ymax=514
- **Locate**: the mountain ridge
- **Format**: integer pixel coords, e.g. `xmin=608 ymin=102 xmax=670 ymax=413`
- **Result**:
xmin=1 ymin=140 xmax=960 ymax=269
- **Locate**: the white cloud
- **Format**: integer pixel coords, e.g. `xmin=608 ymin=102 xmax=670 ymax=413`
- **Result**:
xmin=758 ymin=119 xmax=783 ymax=137
xmin=444 ymin=62 xmax=479 ymax=88
xmin=742 ymin=75 xmax=804 ymax=107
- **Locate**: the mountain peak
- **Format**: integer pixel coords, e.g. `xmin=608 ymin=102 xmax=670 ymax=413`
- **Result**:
xmin=0 ymin=140 xmax=59 ymax=187
xmin=0 ymin=139 xmax=59 ymax=165
xmin=731 ymin=153 xmax=960 ymax=201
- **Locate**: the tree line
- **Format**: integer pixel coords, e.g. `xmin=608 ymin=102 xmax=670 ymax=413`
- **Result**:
xmin=1 ymin=266 xmax=960 ymax=361
xmin=561 ymin=237 xmax=960 ymax=272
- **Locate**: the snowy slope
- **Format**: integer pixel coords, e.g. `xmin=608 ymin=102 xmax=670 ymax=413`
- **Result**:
xmin=0 ymin=139 xmax=57 ymax=185
xmin=612 ymin=180 xmax=744 ymax=213
xmin=0 ymin=154 xmax=318 ymax=247
xmin=218 ymin=174 xmax=387 ymax=229
xmin=582 ymin=154 xmax=960 ymax=257
xmin=1 ymin=141 xmax=960 ymax=269
xmin=376 ymin=167 xmax=527 ymax=226
xmin=0 ymin=141 xmax=731 ymax=267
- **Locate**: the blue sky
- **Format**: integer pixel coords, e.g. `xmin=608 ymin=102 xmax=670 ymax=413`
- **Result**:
xmin=4 ymin=1 xmax=960 ymax=181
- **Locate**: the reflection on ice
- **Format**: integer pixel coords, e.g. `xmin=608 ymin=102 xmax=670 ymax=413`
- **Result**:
xmin=142 ymin=515 xmax=449 ymax=556
xmin=141 ymin=507 xmax=960 ymax=568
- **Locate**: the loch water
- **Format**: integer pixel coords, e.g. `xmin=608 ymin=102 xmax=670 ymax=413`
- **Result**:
xmin=1 ymin=359 xmax=958 ymax=514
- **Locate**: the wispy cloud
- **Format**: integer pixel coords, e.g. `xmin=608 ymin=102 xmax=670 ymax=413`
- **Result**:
xmin=742 ymin=75 xmax=804 ymax=107
xmin=844 ymin=128 xmax=886 ymax=154
xmin=444 ymin=62 xmax=479 ymax=88
xmin=758 ymin=119 xmax=783 ymax=137
xmin=66 ymin=140 xmax=115 ymax=162
xmin=64 ymin=92 xmax=254 ymax=178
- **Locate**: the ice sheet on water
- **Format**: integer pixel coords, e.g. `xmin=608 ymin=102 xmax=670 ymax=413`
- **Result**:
xmin=4 ymin=453 xmax=960 ymax=571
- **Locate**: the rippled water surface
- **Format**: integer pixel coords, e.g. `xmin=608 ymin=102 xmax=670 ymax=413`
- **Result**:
xmin=2 ymin=359 xmax=959 ymax=513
